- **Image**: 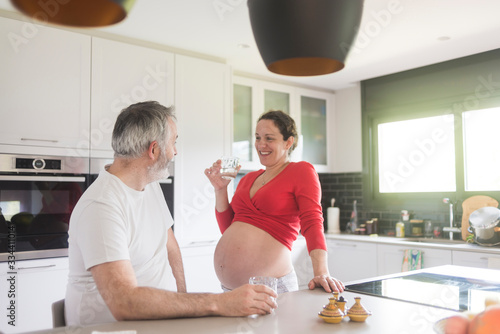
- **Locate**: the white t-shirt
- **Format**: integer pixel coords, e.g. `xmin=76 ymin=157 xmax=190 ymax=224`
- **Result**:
xmin=65 ymin=168 xmax=174 ymax=326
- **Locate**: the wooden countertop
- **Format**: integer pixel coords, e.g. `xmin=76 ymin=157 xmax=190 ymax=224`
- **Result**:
xmin=27 ymin=265 xmax=500 ymax=334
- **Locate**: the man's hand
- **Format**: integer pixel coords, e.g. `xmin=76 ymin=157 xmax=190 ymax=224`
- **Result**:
xmin=215 ymin=284 xmax=278 ymax=316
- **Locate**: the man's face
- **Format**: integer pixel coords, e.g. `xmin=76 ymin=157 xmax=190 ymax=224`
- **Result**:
xmin=151 ymin=119 xmax=177 ymax=180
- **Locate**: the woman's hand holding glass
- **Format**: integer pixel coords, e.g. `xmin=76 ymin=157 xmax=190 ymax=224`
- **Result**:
xmin=204 ymin=158 xmax=241 ymax=190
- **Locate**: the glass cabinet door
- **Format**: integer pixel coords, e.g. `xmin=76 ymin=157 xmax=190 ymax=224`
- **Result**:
xmin=233 ymin=77 xmax=333 ymax=172
xmin=300 ymin=95 xmax=327 ymax=165
xmin=233 ymin=84 xmax=253 ymax=162
xmin=264 ymin=89 xmax=290 ymax=114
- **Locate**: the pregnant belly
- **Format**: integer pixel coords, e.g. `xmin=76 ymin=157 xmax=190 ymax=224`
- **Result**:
xmin=214 ymin=221 xmax=293 ymax=290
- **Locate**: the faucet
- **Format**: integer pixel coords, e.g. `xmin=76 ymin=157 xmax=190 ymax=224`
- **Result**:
xmin=442 ymin=198 xmax=461 ymax=240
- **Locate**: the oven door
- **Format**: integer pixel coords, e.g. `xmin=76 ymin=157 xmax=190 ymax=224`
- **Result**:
xmin=0 ymin=174 xmax=87 ymax=260
xmin=159 ymin=177 xmax=174 ymax=217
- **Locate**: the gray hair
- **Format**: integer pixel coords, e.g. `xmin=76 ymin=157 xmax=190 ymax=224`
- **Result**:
xmin=111 ymin=101 xmax=176 ymax=158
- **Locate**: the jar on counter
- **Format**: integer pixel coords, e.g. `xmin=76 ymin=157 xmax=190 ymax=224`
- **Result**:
xmin=396 ymin=222 xmax=405 ymax=238
xmin=410 ymin=219 xmax=424 ymax=237
xmin=366 ymin=220 xmax=374 ymax=235
xmin=424 ymin=220 xmax=433 ymax=237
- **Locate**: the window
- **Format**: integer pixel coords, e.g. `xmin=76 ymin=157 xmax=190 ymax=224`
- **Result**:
xmin=366 ymin=106 xmax=500 ymax=207
xmin=377 ymin=115 xmax=456 ymax=193
xmin=362 ymin=49 xmax=500 ymax=208
xmin=462 ymin=107 xmax=500 ymax=191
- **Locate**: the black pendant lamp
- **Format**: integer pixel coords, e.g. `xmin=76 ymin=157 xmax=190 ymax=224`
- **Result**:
xmin=11 ymin=0 xmax=136 ymax=27
xmin=247 ymin=0 xmax=364 ymax=76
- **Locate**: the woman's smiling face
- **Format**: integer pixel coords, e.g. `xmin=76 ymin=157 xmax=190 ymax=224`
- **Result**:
xmin=255 ymin=119 xmax=293 ymax=167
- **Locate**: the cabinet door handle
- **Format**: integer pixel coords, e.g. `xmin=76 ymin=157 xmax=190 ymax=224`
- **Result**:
xmin=188 ymin=240 xmax=218 ymax=246
xmin=21 ymin=137 xmax=59 ymax=143
xmin=332 ymin=243 xmax=357 ymax=247
xmin=17 ymin=264 xmax=56 ymax=270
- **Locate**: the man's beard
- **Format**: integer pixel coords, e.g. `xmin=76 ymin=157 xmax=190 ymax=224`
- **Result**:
xmin=150 ymin=150 xmax=172 ymax=181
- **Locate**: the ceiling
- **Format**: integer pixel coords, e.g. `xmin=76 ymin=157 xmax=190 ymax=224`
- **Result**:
xmin=2 ymin=0 xmax=500 ymax=91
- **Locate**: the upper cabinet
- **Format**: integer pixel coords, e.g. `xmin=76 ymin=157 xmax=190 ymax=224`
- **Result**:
xmin=295 ymin=87 xmax=332 ymax=170
xmin=332 ymin=85 xmax=362 ymax=173
xmin=90 ymin=38 xmax=174 ymax=158
xmin=0 ymin=17 xmax=91 ymax=157
xmin=233 ymin=76 xmax=335 ymax=173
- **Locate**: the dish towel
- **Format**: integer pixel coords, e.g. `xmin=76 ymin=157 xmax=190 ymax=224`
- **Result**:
xmin=402 ymin=249 xmax=423 ymax=272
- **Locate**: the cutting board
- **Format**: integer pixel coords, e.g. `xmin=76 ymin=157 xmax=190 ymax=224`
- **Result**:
xmin=461 ymin=195 xmax=499 ymax=240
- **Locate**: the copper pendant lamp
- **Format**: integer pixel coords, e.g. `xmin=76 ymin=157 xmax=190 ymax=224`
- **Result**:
xmin=10 ymin=0 xmax=136 ymax=27
xmin=247 ymin=0 xmax=364 ymax=76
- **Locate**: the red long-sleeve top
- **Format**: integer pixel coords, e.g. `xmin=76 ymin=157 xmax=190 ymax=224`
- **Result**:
xmin=215 ymin=161 xmax=327 ymax=253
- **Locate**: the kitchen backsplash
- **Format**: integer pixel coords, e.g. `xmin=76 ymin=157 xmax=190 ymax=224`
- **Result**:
xmin=318 ymin=172 xmax=461 ymax=236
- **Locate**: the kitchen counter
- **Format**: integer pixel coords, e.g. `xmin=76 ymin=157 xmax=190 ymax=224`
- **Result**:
xmin=24 ymin=265 xmax=500 ymax=334
xmin=326 ymin=233 xmax=500 ymax=254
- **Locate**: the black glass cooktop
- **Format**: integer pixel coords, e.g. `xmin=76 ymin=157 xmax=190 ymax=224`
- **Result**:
xmin=345 ymin=272 xmax=500 ymax=312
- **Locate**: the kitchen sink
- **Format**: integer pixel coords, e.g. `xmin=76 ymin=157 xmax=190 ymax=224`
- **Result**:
xmin=402 ymin=237 xmax=466 ymax=245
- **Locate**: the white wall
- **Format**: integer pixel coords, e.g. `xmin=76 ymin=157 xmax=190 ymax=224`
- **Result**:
xmin=333 ymin=83 xmax=363 ymax=173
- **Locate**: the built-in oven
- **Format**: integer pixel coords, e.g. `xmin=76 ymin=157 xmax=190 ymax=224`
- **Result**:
xmin=0 ymin=154 xmax=89 ymax=261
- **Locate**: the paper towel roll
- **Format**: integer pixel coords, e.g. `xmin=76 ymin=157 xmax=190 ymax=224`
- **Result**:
xmin=327 ymin=207 xmax=340 ymax=234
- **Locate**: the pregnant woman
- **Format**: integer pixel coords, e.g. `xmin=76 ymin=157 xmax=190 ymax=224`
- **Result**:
xmin=205 ymin=110 xmax=344 ymax=294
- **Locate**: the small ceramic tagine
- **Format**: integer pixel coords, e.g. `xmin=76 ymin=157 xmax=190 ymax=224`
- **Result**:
xmin=332 ymin=291 xmax=340 ymax=301
xmin=336 ymin=295 xmax=348 ymax=313
xmin=318 ymin=297 xmax=344 ymax=324
xmin=347 ymin=297 xmax=372 ymax=322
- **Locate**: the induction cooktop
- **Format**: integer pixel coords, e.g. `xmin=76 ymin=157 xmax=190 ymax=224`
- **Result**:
xmin=345 ymin=272 xmax=500 ymax=312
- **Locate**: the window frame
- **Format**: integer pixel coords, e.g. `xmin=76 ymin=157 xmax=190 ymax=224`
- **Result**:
xmin=362 ymin=104 xmax=500 ymax=211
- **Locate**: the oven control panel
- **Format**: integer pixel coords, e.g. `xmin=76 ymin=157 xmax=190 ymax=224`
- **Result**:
xmin=15 ymin=158 xmax=62 ymax=170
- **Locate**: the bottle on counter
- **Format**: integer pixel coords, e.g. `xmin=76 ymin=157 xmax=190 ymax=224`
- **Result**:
xmin=401 ymin=210 xmax=411 ymax=236
xmin=371 ymin=218 xmax=379 ymax=235
xmin=396 ymin=222 xmax=405 ymax=238
xmin=349 ymin=200 xmax=358 ymax=233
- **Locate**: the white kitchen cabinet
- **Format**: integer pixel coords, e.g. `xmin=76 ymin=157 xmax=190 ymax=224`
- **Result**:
xmin=377 ymin=244 xmax=452 ymax=276
xmin=233 ymin=77 xmax=294 ymax=171
xmin=174 ymin=55 xmax=231 ymax=245
xmin=181 ymin=244 xmax=221 ymax=293
xmin=452 ymin=250 xmax=500 ymax=270
xmin=290 ymin=237 xmax=313 ymax=290
xmin=333 ymin=85 xmax=362 ymax=173
xmin=90 ymin=37 xmax=174 ymax=158
xmin=295 ymin=87 xmax=334 ymax=172
xmin=327 ymin=239 xmax=377 ymax=282
xmin=0 ymin=17 xmax=91 ymax=157
xmin=0 ymin=257 xmax=68 ymax=334
xmin=233 ymin=76 xmax=335 ymax=172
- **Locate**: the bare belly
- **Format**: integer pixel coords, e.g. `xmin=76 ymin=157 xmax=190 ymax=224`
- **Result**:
xmin=214 ymin=221 xmax=293 ymax=290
